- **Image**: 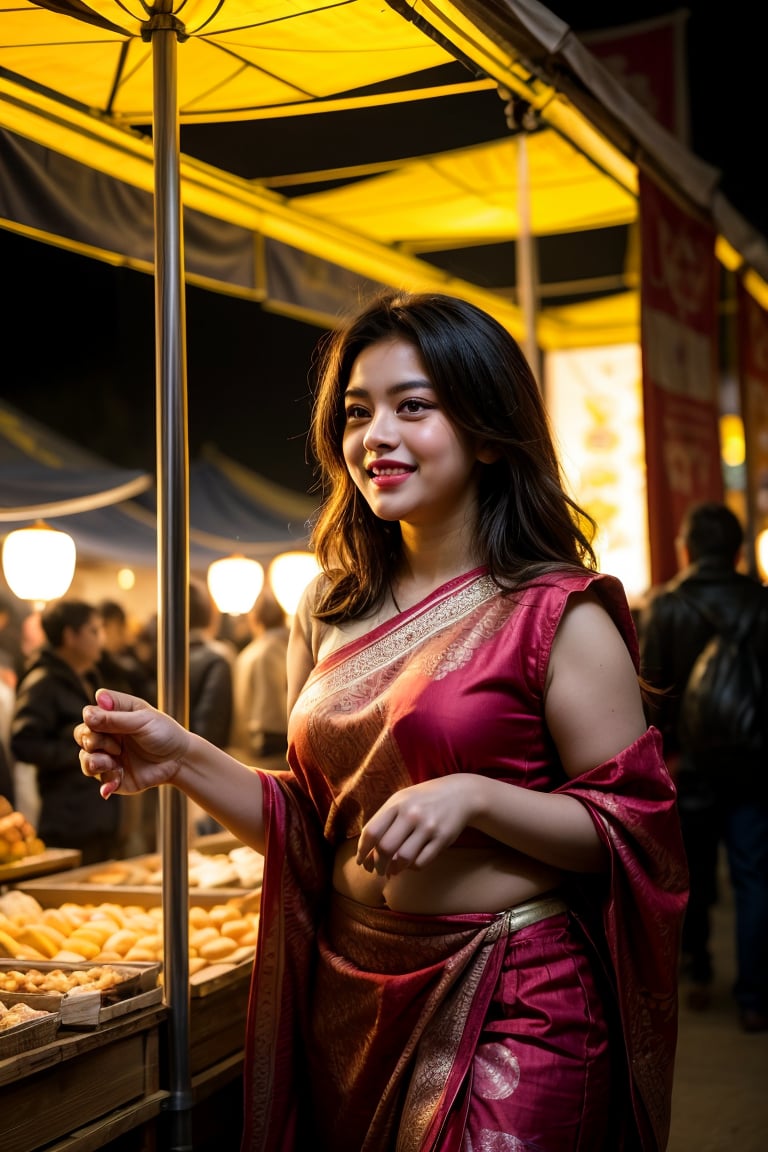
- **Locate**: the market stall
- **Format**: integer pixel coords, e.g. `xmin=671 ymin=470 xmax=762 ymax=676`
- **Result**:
xmin=3 ymin=1 xmax=768 ymax=1140
xmin=0 ymin=826 xmax=262 ymax=1149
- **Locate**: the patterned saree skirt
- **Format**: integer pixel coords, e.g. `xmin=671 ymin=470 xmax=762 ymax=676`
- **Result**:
xmin=307 ymin=892 xmax=613 ymax=1152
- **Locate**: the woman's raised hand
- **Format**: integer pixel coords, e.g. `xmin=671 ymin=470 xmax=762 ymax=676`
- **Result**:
xmin=75 ymin=688 xmax=191 ymax=799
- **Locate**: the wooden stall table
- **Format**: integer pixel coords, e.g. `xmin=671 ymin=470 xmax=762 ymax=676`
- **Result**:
xmin=11 ymin=853 xmax=261 ymax=1149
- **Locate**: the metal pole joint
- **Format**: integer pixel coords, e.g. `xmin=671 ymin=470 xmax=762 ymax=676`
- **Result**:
xmin=141 ymin=13 xmax=188 ymax=43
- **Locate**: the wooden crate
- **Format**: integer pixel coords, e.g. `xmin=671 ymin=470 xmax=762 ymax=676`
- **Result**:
xmin=0 ymin=960 xmax=162 ymax=1029
xmin=0 ymin=1005 xmax=167 ymax=1152
xmin=9 ymin=885 xmax=259 ymax=996
xmin=0 ymin=1010 xmax=59 ymax=1060
xmin=185 ymin=963 xmax=251 ymax=1077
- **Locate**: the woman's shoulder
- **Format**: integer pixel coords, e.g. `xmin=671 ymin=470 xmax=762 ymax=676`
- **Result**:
xmin=509 ymin=567 xmax=637 ymax=660
xmin=515 ymin=565 xmax=627 ymax=605
xmin=294 ymin=572 xmax=331 ymax=663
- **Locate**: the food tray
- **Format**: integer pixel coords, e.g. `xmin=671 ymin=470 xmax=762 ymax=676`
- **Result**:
xmin=0 ymin=848 xmax=82 ymax=885
xmin=189 ymin=956 xmax=254 ymax=997
xmin=5 ymin=888 xmax=260 ymax=993
xmin=15 ymin=881 xmax=261 ymax=914
xmin=0 ymin=1009 xmax=60 ymax=1059
xmin=20 ymin=843 xmax=264 ymax=896
xmin=0 ymin=960 xmax=162 ymax=1029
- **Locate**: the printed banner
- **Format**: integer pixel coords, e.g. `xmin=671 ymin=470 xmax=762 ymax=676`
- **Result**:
xmin=584 ymin=12 xmax=689 ymax=142
xmin=737 ymin=278 xmax=768 ymax=535
xmin=639 ymin=172 xmax=721 ymax=584
xmin=546 ymin=344 xmax=649 ymax=602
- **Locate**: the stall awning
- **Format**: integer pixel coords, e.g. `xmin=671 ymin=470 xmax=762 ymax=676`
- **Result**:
xmin=2 ymin=0 xmax=767 ymax=344
xmin=0 ymin=399 xmax=152 ymax=521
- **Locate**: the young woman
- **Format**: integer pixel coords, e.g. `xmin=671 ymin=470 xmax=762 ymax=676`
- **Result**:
xmin=76 ymin=291 xmax=688 ymax=1152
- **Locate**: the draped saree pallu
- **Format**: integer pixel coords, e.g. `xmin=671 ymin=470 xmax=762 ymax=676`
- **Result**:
xmin=241 ymin=568 xmax=689 ymax=1152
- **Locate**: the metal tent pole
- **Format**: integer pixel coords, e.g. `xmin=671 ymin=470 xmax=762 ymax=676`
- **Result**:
xmin=516 ymin=131 xmax=541 ymax=383
xmin=149 ymin=11 xmax=192 ymax=1149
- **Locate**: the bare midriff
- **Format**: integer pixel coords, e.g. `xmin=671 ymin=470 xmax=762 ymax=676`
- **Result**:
xmin=332 ymin=838 xmax=563 ymax=915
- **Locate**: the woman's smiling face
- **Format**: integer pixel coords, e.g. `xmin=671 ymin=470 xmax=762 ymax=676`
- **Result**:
xmin=341 ymin=338 xmax=483 ymax=530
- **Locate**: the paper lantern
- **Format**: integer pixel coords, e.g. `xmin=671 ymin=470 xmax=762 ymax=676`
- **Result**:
xmin=2 ymin=524 xmax=76 ymax=604
xmin=207 ymin=555 xmax=264 ymax=615
xmin=268 ymin=551 xmax=321 ymax=617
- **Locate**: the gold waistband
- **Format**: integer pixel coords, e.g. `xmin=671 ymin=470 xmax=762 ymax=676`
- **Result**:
xmin=504 ymin=892 xmax=569 ymax=934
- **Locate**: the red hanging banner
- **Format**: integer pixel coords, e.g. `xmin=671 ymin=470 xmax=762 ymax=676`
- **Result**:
xmin=584 ymin=12 xmax=689 ymax=142
xmin=737 ymin=278 xmax=768 ymax=539
xmin=639 ymin=173 xmax=722 ymax=584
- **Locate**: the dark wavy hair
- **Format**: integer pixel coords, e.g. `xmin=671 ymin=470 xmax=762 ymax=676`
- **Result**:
xmin=309 ymin=290 xmax=597 ymax=622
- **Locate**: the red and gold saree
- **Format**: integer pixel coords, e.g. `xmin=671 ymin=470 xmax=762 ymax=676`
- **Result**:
xmin=241 ymin=568 xmax=688 ymax=1152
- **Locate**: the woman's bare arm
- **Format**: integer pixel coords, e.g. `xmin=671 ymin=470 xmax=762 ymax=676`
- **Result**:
xmin=76 ymin=690 xmax=266 ymax=853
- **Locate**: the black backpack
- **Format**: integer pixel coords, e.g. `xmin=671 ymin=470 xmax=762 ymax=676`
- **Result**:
xmin=678 ymin=595 xmax=767 ymax=759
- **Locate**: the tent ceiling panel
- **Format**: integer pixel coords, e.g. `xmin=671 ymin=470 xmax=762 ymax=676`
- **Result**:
xmin=0 ymin=399 xmax=152 ymax=521
xmin=0 ymin=0 xmax=454 ymax=123
xmin=294 ymin=133 xmax=637 ymax=247
xmin=0 ymin=400 xmax=315 ymax=564
xmin=1 ymin=0 xmax=767 ymax=343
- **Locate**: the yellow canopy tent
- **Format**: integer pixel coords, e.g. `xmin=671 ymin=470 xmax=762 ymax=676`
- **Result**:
xmin=3 ymin=1 xmax=764 ymax=339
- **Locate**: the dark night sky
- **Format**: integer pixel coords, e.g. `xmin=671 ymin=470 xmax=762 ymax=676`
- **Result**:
xmin=2 ymin=2 xmax=765 ymax=496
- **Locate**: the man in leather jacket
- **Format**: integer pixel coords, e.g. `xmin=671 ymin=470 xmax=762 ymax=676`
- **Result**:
xmin=637 ymin=502 xmax=768 ymax=1032
xmin=11 ymin=598 xmax=122 ymax=865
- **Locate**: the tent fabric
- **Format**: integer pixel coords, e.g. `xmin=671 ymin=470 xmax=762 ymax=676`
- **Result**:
xmin=42 ymin=499 xmax=191 ymax=569
xmin=197 ymin=446 xmax=316 ymax=526
xmin=0 ymin=464 xmax=152 ymax=520
xmin=294 ymin=134 xmax=637 ymax=246
xmin=0 ymin=399 xmax=152 ymax=520
xmin=0 ymin=129 xmax=258 ymax=294
xmin=0 ymin=398 xmax=141 ymax=471
xmin=188 ymin=459 xmax=312 ymax=552
xmin=26 ymin=473 xmax=312 ymax=569
xmin=0 ymin=98 xmax=529 ymax=338
xmin=0 ymin=0 xmax=453 ymax=122
xmin=44 ymin=488 xmax=308 ymax=569
xmin=0 ymin=401 xmax=315 ymax=565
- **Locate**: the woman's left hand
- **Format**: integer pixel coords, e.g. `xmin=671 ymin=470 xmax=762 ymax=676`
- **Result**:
xmin=356 ymin=775 xmax=474 ymax=877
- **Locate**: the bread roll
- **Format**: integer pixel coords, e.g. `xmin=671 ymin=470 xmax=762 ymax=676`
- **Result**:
xmin=199 ymin=935 xmax=238 ymax=961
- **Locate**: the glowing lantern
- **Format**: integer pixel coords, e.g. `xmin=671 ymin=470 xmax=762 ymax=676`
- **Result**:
xmin=756 ymin=529 xmax=768 ymax=583
xmin=2 ymin=524 xmax=77 ymax=605
xmin=117 ymin=567 xmax=136 ymax=591
xmin=207 ymin=555 xmax=264 ymax=615
xmin=719 ymin=413 xmax=745 ymax=468
xmin=268 ymin=551 xmax=321 ymax=616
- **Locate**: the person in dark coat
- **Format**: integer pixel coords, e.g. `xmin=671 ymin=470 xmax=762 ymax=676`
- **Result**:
xmin=11 ymin=598 xmax=122 ymax=864
xmin=637 ymin=501 xmax=768 ymax=1032
xmin=97 ymin=598 xmax=154 ymax=699
xmin=188 ymin=578 xmax=234 ymax=835
xmin=0 ymin=735 xmax=14 ymax=809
